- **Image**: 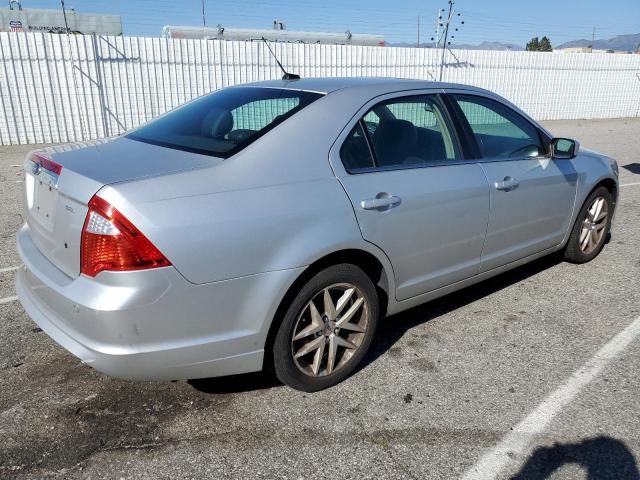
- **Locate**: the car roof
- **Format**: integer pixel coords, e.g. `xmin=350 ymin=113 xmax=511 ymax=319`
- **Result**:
xmin=232 ymin=77 xmax=550 ymax=139
xmin=240 ymin=77 xmax=483 ymax=95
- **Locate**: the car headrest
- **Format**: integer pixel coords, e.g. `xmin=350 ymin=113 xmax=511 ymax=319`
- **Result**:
xmin=201 ymin=108 xmax=234 ymax=139
xmin=379 ymin=119 xmax=417 ymax=141
xmin=373 ymin=119 xmax=417 ymax=166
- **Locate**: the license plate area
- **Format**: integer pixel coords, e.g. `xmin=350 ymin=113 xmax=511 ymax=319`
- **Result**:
xmin=31 ymin=171 xmax=59 ymax=231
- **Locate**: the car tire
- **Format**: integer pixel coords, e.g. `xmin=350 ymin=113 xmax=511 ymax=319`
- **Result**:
xmin=564 ymin=186 xmax=613 ymax=264
xmin=273 ymin=263 xmax=379 ymax=392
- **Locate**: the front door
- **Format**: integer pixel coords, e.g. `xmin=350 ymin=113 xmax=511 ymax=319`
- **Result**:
xmin=330 ymin=93 xmax=490 ymax=301
xmin=450 ymin=93 xmax=578 ymax=272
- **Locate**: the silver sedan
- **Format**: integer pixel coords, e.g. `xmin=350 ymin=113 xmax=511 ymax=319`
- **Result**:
xmin=16 ymin=78 xmax=619 ymax=391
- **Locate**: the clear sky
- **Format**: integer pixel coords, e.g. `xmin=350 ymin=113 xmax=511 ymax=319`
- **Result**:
xmin=14 ymin=0 xmax=640 ymax=47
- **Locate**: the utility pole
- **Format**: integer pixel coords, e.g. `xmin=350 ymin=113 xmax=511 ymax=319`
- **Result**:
xmin=417 ymin=16 xmax=420 ymax=48
xmin=439 ymin=0 xmax=454 ymax=81
xmin=60 ymin=0 xmax=69 ymax=33
xmin=201 ymin=0 xmax=206 ymax=27
xmin=433 ymin=8 xmax=444 ymax=47
xmin=592 ymin=26 xmax=595 ymax=46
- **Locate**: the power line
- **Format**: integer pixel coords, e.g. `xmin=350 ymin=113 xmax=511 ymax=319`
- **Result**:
xmin=48 ymin=0 xmax=638 ymax=46
xmin=439 ymin=1 xmax=453 ymax=80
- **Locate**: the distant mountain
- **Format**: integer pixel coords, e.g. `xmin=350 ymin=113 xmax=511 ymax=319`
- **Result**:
xmin=389 ymin=33 xmax=640 ymax=52
xmin=389 ymin=41 xmax=523 ymax=51
xmin=450 ymin=41 xmax=524 ymax=51
xmin=556 ymin=33 xmax=640 ymax=51
xmin=388 ymin=41 xmax=423 ymax=48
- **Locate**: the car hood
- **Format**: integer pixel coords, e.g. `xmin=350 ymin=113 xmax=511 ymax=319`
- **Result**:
xmin=580 ymin=147 xmax=610 ymax=160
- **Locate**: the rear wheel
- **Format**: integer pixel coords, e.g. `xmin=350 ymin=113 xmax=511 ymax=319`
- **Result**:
xmin=564 ymin=186 xmax=613 ymax=263
xmin=273 ymin=264 xmax=379 ymax=392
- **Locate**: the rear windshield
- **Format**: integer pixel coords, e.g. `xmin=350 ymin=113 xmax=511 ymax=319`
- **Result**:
xmin=127 ymin=87 xmax=323 ymax=158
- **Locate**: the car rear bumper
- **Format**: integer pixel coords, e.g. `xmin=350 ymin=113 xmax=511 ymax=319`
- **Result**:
xmin=16 ymin=224 xmax=304 ymax=381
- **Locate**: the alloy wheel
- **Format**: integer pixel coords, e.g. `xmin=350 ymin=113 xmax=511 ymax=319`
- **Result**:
xmin=579 ymin=196 xmax=608 ymax=254
xmin=291 ymin=283 xmax=369 ymax=377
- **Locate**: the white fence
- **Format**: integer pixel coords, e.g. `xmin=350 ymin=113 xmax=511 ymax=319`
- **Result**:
xmin=1 ymin=32 xmax=639 ymax=145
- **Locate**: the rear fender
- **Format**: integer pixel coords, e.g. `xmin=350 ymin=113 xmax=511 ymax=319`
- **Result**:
xmin=98 ymin=178 xmax=397 ymax=297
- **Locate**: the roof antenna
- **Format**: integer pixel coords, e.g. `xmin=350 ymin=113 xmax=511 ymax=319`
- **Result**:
xmin=261 ymin=37 xmax=300 ymax=80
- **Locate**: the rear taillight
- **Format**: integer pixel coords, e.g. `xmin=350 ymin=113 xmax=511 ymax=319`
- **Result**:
xmin=30 ymin=152 xmax=62 ymax=175
xmin=80 ymin=195 xmax=171 ymax=277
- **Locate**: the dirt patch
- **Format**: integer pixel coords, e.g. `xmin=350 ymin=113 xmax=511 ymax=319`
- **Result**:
xmin=0 ymin=378 xmax=233 ymax=476
xmin=409 ymin=358 xmax=437 ymax=373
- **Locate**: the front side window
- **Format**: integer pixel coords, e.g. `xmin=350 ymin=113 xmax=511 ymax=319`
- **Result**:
xmin=128 ymin=87 xmax=322 ymax=158
xmin=340 ymin=95 xmax=457 ymax=172
xmin=453 ymin=94 xmax=544 ymax=159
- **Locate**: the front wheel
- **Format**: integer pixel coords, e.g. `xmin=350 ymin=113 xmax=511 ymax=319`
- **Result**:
xmin=273 ymin=264 xmax=379 ymax=392
xmin=564 ymin=186 xmax=613 ymax=263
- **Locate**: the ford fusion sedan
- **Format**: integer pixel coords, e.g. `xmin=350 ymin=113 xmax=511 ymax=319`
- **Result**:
xmin=16 ymin=78 xmax=618 ymax=391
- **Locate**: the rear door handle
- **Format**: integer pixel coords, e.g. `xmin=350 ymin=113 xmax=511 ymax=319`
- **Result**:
xmin=494 ymin=176 xmax=519 ymax=191
xmin=361 ymin=194 xmax=402 ymax=211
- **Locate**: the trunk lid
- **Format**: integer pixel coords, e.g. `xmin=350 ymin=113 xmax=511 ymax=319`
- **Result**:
xmin=23 ymin=137 xmax=219 ymax=278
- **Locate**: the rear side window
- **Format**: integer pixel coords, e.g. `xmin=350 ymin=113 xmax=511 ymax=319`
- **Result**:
xmin=453 ymin=95 xmax=543 ymax=159
xmin=363 ymin=111 xmax=381 ymax=136
xmin=340 ymin=122 xmax=375 ymax=171
xmin=127 ymin=87 xmax=322 ymax=158
xmin=340 ymin=94 xmax=457 ymax=172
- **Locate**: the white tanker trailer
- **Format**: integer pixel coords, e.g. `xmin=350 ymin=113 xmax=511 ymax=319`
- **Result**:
xmin=162 ymin=25 xmax=385 ymax=47
xmin=1 ymin=2 xmax=121 ymax=35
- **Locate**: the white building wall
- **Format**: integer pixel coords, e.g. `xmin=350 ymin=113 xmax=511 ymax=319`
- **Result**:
xmin=1 ymin=32 xmax=639 ymax=145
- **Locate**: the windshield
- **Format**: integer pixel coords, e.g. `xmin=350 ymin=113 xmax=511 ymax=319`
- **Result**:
xmin=127 ymin=87 xmax=323 ymax=158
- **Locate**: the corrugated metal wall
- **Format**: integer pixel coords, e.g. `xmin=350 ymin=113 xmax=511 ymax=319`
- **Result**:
xmin=1 ymin=32 xmax=639 ymax=145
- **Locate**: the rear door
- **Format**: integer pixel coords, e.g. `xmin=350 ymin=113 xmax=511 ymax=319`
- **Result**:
xmin=447 ymin=93 xmax=578 ymax=272
xmin=329 ymin=91 xmax=490 ymax=301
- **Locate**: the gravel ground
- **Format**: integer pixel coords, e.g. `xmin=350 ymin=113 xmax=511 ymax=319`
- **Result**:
xmin=0 ymin=118 xmax=639 ymax=479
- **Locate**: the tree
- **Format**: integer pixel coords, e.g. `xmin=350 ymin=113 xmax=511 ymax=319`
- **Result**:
xmin=526 ymin=37 xmax=540 ymax=51
xmin=539 ymin=36 xmax=553 ymax=51
xmin=526 ymin=36 xmax=553 ymax=52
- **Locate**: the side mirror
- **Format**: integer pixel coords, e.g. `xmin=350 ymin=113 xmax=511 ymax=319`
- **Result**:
xmin=550 ymin=138 xmax=579 ymax=159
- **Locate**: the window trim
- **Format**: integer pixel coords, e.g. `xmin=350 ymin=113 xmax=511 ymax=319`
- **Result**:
xmin=359 ymin=119 xmax=378 ymax=168
xmin=338 ymin=92 xmax=466 ymax=175
xmin=338 ymin=120 xmax=378 ymax=171
xmin=441 ymin=93 xmax=482 ymax=160
xmin=446 ymin=93 xmax=551 ymax=163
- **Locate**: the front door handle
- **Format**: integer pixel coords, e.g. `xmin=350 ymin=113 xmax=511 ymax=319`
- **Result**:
xmin=494 ymin=176 xmax=519 ymax=191
xmin=361 ymin=193 xmax=402 ymax=211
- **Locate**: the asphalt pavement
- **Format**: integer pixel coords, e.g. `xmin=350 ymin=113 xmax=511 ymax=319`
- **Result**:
xmin=0 ymin=118 xmax=639 ymax=479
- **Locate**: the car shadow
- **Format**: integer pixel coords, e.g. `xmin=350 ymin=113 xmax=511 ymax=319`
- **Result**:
xmin=622 ymin=163 xmax=640 ymax=175
xmin=188 ymin=371 xmax=282 ymax=394
xmin=189 ymin=252 xmax=564 ymax=395
xmin=511 ymin=436 xmax=640 ymax=479
xmin=359 ymin=252 xmax=563 ymax=371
